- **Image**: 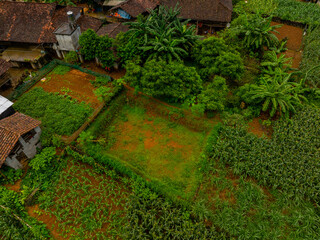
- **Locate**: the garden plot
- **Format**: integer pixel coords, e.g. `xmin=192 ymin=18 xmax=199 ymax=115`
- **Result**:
xmin=271 ymin=22 xmax=303 ymax=68
xmin=103 ymin=102 xmax=216 ymax=196
xmin=32 ymin=65 xmax=102 ymax=108
xmin=14 ymin=65 xmax=113 ymax=139
xmin=27 ymin=160 xmax=130 ymax=240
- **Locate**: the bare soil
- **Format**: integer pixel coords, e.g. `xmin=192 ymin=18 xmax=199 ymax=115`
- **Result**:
xmin=33 ymin=69 xmax=101 ymax=108
xmin=248 ymin=117 xmax=272 ymax=138
xmin=271 ymin=22 xmax=304 ymax=69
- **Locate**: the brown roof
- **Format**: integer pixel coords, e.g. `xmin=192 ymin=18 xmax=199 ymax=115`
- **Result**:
xmin=111 ymin=0 xmax=159 ymax=17
xmin=161 ymin=0 xmax=232 ymax=23
xmin=77 ymin=15 xmax=103 ymax=32
xmin=0 ymin=2 xmax=101 ymax=44
xmin=0 ymin=112 xmax=41 ymax=167
xmin=97 ymin=23 xmax=129 ymax=38
xmin=0 ymin=59 xmax=11 ymax=76
xmin=0 ymin=2 xmax=57 ymax=44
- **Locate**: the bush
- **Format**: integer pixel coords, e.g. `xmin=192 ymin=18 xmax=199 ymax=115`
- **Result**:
xmin=64 ymin=51 xmax=78 ymax=64
xmin=96 ymin=35 xmax=115 ymax=68
xmin=198 ymin=76 xmax=229 ymax=112
xmin=123 ymin=59 xmax=202 ymax=102
xmin=213 ymin=52 xmax=244 ymax=80
xmin=192 ymin=36 xmax=244 ymax=81
xmin=79 ymin=29 xmax=99 ymax=60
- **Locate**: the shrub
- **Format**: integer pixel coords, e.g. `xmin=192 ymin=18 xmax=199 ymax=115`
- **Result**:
xmin=230 ymin=13 xmax=280 ymax=55
xmin=79 ymin=29 xmax=99 ymax=60
xmin=64 ymin=51 xmax=79 ymax=64
xmin=123 ymin=59 xmax=202 ymax=102
xmin=198 ymin=76 xmax=229 ymax=112
xmin=213 ymin=52 xmax=244 ymax=80
xmin=96 ymin=35 xmax=115 ymax=68
xmin=192 ymin=36 xmax=244 ymax=81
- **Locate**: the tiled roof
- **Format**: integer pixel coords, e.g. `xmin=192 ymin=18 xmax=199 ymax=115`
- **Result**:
xmin=0 ymin=59 xmax=11 ymax=76
xmin=0 ymin=2 xmax=57 ymax=44
xmin=111 ymin=0 xmax=159 ymax=17
xmin=76 ymin=15 xmax=103 ymax=32
xmin=0 ymin=2 xmax=101 ymax=44
xmin=97 ymin=23 xmax=129 ymax=38
xmin=161 ymin=0 xmax=233 ymax=23
xmin=0 ymin=112 xmax=41 ymax=167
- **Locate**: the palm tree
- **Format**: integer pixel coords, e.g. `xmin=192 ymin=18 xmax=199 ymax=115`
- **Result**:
xmin=234 ymin=13 xmax=281 ymax=53
xmin=125 ymin=4 xmax=198 ymax=62
xmin=244 ymin=72 xmax=306 ymax=118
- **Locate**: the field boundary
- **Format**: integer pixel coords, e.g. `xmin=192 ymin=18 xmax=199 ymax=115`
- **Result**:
xmin=8 ymin=60 xmax=113 ymax=101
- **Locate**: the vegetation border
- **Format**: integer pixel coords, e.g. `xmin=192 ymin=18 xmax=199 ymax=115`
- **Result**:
xmin=7 ymin=59 xmax=113 ymax=101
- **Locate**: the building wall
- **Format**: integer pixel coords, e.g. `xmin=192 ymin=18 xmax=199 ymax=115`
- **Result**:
xmin=55 ymin=27 xmax=81 ymax=51
xmin=4 ymin=126 xmax=42 ymax=170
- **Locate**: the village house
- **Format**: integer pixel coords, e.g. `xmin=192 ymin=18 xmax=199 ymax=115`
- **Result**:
xmin=0 ymin=109 xmax=41 ymax=170
xmin=108 ymin=0 xmax=232 ymax=33
xmin=97 ymin=22 xmax=129 ymax=38
xmin=0 ymin=1 xmax=102 ymax=68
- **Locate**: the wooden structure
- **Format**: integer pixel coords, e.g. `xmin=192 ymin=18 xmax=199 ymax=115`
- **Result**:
xmin=0 ymin=112 xmax=41 ymax=170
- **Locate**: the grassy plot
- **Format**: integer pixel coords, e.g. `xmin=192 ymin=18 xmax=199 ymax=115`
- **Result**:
xmin=196 ymin=161 xmax=320 ymax=239
xmin=28 ymin=159 xmax=130 ymax=240
xmin=14 ymin=87 xmax=93 ymax=136
xmin=103 ymin=104 xmax=209 ymax=197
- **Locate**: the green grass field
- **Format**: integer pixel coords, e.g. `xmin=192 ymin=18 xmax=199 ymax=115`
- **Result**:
xmin=103 ymin=104 xmax=209 ymax=197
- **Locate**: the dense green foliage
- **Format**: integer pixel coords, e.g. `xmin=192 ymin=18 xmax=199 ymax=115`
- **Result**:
xmin=229 ymin=13 xmax=280 ymax=55
xmin=114 ymin=31 xmax=145 ymax=66
xmin=198 ymin=76 xmax=229 ymax=112
xmin=213 ymin=106 xmax=320 ymax=202
xmin=96 ymin=35 xmax=115 ymax=68
xmin=64 ymin=51 xmax=79 ymax=64
xmin=274 ymin=0 xmax=320 ymax=25
xmin=123 ymin=59 xmax=202 ymax=102
xmin=125 ymin=5 xmax=199 ymax=62
xmin=80 ymin=29 xmax=115 ymax=67
xmin=238 ymin=72 xmax=307 ymax=118
xmin=14 ymin=87 xmax=93 ymax=136
xmin=0 ymin=187 xmax=50 ymax=239
xmin=301 ymin=25 xmax=320 ymax=88
xmin=124 ymin=181 xmax=224 ymax=239
xmin=79 ymin=29 xmax=99 ymax=60
xmin=192 ymin=36 xmax=244 ymax=81
xmin=236 ymin=0 xmax=320 ymax=26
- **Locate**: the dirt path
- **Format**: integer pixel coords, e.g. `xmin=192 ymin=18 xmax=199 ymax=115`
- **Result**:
xmin=271 ymin=22 xmax=304 ymax=68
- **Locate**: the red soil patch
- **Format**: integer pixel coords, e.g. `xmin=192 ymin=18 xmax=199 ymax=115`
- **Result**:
xmin=27 ymin=204 xmax=64 ymax=240
xmin=28 ymin=162 xmax=129 ymax=239
xmin=271 ymin=22 xmax=303 ymax=51
xmin=33 ymin=69 xmax=101 ymax=108
xmin=248 ymin=118 xmax=272 ymax=138
xmin=285 ymin=49 xmax=303 ymax=69
xmin=271 ymin=22 xmax=304 ymax=69
xmin=4 ymin=179 xmax=21 ymax=192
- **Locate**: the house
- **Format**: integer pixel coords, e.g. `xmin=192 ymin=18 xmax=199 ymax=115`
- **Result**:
xmin=0 ymin=95 xmax=14 ymax=120
xmin=97 ymin=23 xmax=129 ymax=38
xmin=0 ymin=59 xmax=13 ymax=90
xmin=161 ymin=0 xmax=233 ymax=32
xmin=0 ymin=112 xmax=41 ymax=170
xmin=109 ymin=0 xmax=159 ymax=19
xmin=0 ymin=2 xmax=103 ymax=68
xmin=109 ymin=0 xmax=232 ymax=33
